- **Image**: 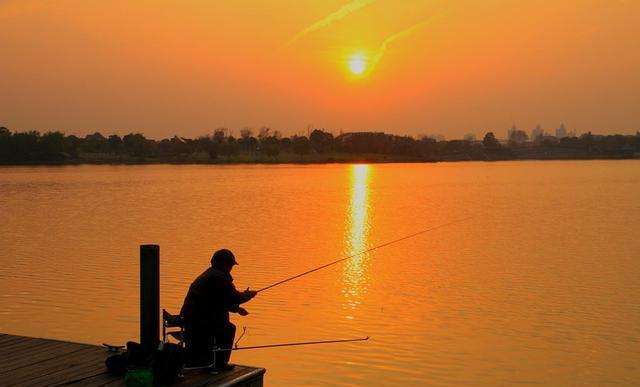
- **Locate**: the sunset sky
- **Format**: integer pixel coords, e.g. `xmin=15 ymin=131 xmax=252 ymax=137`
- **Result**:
xmin=1 ymin=0 xmax=638 ymax=138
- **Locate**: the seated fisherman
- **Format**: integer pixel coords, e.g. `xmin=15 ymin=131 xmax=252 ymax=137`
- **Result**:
xmin=180 ymin=249 xmax=257 ymax=370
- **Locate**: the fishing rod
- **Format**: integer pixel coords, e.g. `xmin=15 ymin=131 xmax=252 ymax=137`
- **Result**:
xmin=256 ymin=216 xmax=472 ymax=293
xmin=182 ymin=337 xmax=370 ymax=372
xmin=211 ymin=336 xmax=370 ymax=352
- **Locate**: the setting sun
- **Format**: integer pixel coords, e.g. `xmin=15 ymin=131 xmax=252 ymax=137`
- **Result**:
xmin=347 ymin=53 xmax=367 ymax=75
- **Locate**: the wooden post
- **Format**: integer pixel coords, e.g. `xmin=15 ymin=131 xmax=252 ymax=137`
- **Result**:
xmin=140 ymin=244 xmax=160 ymax=352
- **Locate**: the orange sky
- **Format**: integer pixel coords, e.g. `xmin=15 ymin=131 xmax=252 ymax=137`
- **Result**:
xmin=0 ymin=0 xmax=638 ymax=138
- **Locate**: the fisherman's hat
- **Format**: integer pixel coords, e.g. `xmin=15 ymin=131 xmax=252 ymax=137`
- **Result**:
xmin=212 ymin=249 xmax=238 ymax=266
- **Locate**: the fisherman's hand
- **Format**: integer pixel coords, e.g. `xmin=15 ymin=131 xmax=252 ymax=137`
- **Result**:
xmin=238 ymin=307 xmax=249 ymax=316
xmin=243 ymin=288 xmax=258 ymax=299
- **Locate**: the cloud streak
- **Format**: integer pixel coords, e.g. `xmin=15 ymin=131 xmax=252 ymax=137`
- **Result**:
xmin=367 ymin=16 xmax=440 ymax=73
xmin=285 ymin=0 xmax=377 ymax=47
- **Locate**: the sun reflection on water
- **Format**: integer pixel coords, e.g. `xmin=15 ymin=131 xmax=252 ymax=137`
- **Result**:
xmin=342 ymin=164 xmax=372 ymax=313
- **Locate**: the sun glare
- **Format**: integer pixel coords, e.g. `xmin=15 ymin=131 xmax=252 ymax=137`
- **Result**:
xmin=348 ymin=53 xmax=367 ymax=76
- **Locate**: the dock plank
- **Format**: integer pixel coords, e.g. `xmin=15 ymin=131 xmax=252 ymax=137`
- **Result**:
xmin=0 ymin=334 xmax=25 ymax=345
xmin=0 ymin=341 xmax=86 ymax=373
xmin=58 ymin=371 xmax=121 ymax=387
xmin=25 ymin=355 xmax=109 ymax=387
xmin=6 ymin=347 xmax=104 ymax=386
xmin=217 ymin=367 xmax=265 ymax=387
xmin=182 ymin=365 xmax=265 ymax=387
xmin=0 ymin=333 xmax=265 ymax=386
xmin=1 ymin=335 xmax=41 ymax=349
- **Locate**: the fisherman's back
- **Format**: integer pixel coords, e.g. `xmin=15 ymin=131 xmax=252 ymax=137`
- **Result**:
xmin=181 ymin=267 xmax=233 ymax=325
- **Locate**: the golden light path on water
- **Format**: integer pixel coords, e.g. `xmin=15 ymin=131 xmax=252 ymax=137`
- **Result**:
xmin=342 ymin=164 xmax=372 ymax=316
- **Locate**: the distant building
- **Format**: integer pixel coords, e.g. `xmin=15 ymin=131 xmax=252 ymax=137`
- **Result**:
xmin=507 ymin=125 xmax=529 ymax=145
xmin=531 ymin=125 xmax=544 ymax=142
xmin=556 ymin=123 xmax=567 ymax=139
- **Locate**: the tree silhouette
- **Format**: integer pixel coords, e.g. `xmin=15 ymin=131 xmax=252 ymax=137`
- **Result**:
xmin=309 ymin=129 xmax=334 ymax=153
xmin=292 ymin=135 xmax=311 ymax=158
xmin=0 ymin=125 xmax=637 ymax=164
xmin=483 ymin=132 xmax=501 ymax=150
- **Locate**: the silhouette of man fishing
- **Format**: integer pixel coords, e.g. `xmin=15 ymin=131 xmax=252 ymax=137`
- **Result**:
xmin=181 ymin=249 xmax=257 ymax=370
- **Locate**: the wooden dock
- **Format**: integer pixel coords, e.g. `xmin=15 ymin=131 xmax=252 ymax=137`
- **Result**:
xmin=0 ymin=333 xmax=265 ymax=386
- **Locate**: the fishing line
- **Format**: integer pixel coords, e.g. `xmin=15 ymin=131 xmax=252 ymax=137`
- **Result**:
xmin=256 ymin=216 xmax=472 ymax=293
xmin=212 ymin=336 xmax=370 ymax=352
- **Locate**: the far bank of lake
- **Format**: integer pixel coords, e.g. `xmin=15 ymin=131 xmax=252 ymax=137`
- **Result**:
xmin=2 ymin=127 xmax=639 ymax=166
xmin=1 ymin=150 xmax=639 ymax=166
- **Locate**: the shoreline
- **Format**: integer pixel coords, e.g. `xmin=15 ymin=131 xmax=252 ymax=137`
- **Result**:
xmin=3 ymin=128 xmax=638 ymax=167
xmin=1 ymin=154 xmax=638 ymax=167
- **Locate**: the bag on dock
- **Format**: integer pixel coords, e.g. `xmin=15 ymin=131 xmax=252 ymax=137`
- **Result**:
xmin=105 ymin=341 xmax=184 ymax=384
xmin=153 ymin=343 xmax=185 ymax=384
xmin=124 ymin=369 xmax=154 ymax=387
xmin=105 ymin=352 xmax=129 ymax=376
xmin=105 ymin=341 xmax=153 ymax=376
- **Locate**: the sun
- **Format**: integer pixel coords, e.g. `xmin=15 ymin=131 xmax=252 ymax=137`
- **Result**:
xmin=347 ymin=53 xmax=367 ymax=76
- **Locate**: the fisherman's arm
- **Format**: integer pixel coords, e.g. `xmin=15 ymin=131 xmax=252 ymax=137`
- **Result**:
xmin=227 ymin=287 xmax=253 ymax=316
xmin=226 ymin=283 xmax=257 ymax=306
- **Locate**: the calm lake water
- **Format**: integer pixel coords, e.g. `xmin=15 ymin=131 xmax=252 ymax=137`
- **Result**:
xmin=1 ymin=161 xmax=639 ymax=385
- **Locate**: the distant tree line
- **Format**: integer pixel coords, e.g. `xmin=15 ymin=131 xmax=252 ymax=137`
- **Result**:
xmin=0 ymin=125 xmax=638 ymax=164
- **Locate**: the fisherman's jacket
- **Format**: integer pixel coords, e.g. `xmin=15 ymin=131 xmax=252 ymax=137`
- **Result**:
xmin=180 ymin=267 xmax=251 ymax=327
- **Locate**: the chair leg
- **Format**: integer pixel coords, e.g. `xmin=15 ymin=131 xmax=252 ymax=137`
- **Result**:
xmin=212 ymin=336 xmax=217 ymax=367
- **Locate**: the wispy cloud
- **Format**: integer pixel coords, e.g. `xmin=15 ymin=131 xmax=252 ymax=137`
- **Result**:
xmin=285 ymin=0 xmax=377 ymax=47
xmin=368 ymin=16 xmax=440 ymax=72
